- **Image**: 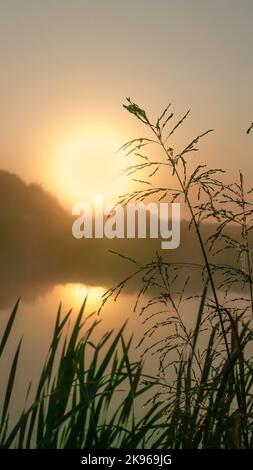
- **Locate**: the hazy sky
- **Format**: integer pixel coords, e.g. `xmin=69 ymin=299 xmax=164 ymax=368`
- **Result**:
xmin=0 ymin=0 xmax=253 ymax=206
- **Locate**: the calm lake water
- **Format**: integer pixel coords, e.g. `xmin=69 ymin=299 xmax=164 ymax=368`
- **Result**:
xmin=0 ymin=272 xmax=206 ymax=425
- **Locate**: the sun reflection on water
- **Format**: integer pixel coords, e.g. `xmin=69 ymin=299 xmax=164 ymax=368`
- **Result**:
xmin=57 ymin=283 xmax=106 ymax=312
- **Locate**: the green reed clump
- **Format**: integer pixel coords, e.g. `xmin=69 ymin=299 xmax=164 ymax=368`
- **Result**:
xmin=0 ymin=299 xmax=166 ymax=449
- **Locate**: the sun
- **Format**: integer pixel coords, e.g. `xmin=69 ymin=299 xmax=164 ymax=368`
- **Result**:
xmin=51 ymin=129 xmax=128 ymax=206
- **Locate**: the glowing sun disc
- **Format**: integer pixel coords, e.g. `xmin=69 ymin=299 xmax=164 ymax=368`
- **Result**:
xmin=53 ymin=129 xmax=127 ymax=205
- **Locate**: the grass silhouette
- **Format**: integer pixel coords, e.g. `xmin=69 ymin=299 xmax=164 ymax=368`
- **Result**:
xmin=1 ymin=100 xmax=253 ymax=448
xmin=100 ymin=99 xmax=253 ymax=448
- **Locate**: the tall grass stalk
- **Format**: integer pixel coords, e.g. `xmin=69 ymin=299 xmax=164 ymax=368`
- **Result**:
xmin=99 ymin=99 xmax=253 ymax=448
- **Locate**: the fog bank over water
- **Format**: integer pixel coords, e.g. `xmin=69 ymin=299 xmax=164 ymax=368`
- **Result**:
xmin=0 ymin=170 xmax=246 ymax=309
